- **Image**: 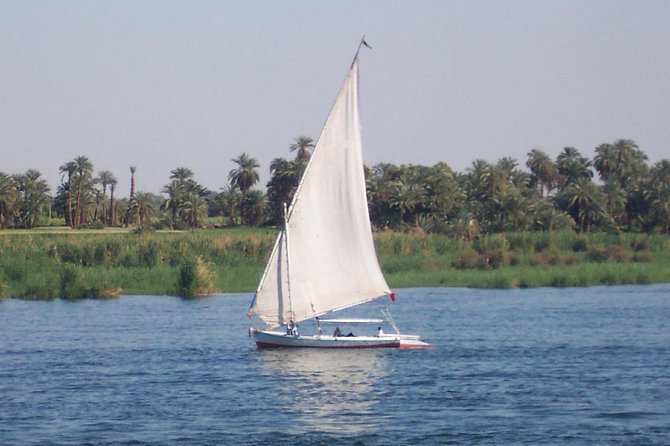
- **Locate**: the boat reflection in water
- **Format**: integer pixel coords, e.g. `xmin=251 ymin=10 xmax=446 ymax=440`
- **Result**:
xmin=257 ymin=348 xmax=388 ymax=435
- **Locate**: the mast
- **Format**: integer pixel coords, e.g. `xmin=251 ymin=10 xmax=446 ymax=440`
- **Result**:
xmin=283 ymin=202 xmax=295 ymax=324
xmin=351 ymin=35 xmax=371 ymax=68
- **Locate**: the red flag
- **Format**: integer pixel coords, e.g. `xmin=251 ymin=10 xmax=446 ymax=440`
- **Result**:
xmin=389 ymin=292 xmax=396 ymax=302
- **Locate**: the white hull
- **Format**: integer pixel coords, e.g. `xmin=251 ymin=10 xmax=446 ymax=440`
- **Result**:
xmin=252 ymin=330 xmax=432 ymax=349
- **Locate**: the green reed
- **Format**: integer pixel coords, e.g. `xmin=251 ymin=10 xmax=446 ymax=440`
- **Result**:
xmin=0 ymin=229 xmax=668 ymax=298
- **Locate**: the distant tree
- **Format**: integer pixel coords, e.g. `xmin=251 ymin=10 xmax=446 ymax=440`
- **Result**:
xmin=228 ymin=153 xmax=260 ymax=192
xmin=218 ymin=185 xmax=243 ymax=226
xmin=97 ymin=170 xmax=116 ymax=225
xmin=645 ymin=159 xmax=670 ymax=233
xmin=555 ymin=178 xmax=605 ymax=232
xmin=266 ymin=158 xmax=306 ymax=225
xmin=526 ymin=149 xmax=558 ymax=198
xmin=594 ymin=139 xmax=647 ymax=187
xmin=389 ymin=179 xmax=425 ymax=228
xmin=179 ymin=191 xmax=208 ymax=228
xmin=161 ymin=181 xmax=184 ymax=229
xmin=59 ymin=161 xmax=77 ymax=227
xmin=0 ymin=172 xmax=18 ymax=228
xmin=71 ymin=156 xmax=94 ymax=226
xmin=289 ymin=135 xmax=315 ymax=161
xmin=126 ymin=192 xmax=156 ymax=228
xmin=109 ymin=176 xmax=118 ymax=226
xmin=240 ymin=189 xmax=267 ymax=226
xmin=14 ymin=169 xmax=50 ymax=229
xmin=170 ymin=167 xmax=194 ymax=183
xmin=556 ymin=147 xmax=593 ymax=187
xmin=129 ymin=166 xmax=137 ymax=198
xmin=601 ymin=179 xmax=627 ymax=227
xmin=161 ymin=168 xmax=210 ymax=228
xmin=530 ymin=201 xmax=575 ymax=232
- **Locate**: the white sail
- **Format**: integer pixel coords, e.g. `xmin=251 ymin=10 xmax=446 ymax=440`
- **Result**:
xmin=253 ymin=60 xmax=391 ymax=328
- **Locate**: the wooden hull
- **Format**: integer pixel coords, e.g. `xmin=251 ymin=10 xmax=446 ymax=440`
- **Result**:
xmin=252 ymin=330 xmax=432 ymax=349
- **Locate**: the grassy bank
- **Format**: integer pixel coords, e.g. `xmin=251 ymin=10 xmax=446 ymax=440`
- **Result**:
xmin=0 ymin=229 xmax=668 ymax=299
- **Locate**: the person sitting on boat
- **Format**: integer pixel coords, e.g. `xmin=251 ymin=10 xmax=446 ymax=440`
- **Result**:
xmin=333 ymin=326 xmax=342 ymax=337
xmin=377 ymin=327 xmax=384 ymax=337
xmin=287 ymin=320 xmax=298 ymax=336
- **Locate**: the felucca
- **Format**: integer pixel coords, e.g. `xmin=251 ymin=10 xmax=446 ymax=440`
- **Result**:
xmin=247 ymin=40 xmax=431 ymax=349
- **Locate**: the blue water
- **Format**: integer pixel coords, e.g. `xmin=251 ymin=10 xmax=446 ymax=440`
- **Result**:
xmin=1 ymin=285 xmax=669 ymax=445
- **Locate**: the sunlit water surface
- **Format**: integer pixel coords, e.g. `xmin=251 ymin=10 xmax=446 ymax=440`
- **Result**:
xmin=1 ymin=285 xmax=669 ymax=445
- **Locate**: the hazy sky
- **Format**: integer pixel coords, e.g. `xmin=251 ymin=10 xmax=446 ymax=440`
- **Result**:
xmin=2 ymin=0 xmax=669 ymax=197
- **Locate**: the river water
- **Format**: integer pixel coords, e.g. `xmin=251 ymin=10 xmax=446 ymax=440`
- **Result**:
xmin=1 ymin=285 xmax=669 ymax=445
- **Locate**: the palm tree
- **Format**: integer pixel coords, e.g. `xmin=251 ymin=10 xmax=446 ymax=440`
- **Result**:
xmin=109 ymin=176 xmax=118 ymax=226
xmin=161 ymin=181 xmax=185 ymax=228
xmin=526 ymin=149 xmax=558 ymax=198
xmin=557 ymin=178 xmax=605 ymax=232
xmin=97 ymin=170 xmax=116 ymax=225
xmin=129 ymin=166 xmax=137 ymax=198
xmin=0 ymin=172 xmax=18 ymax=228
xmin=228 ymin=153 xmax=260 ymax=192
xmin=646 ymin=160 xmax=670 ymax=233
xmin=388 ymin=178 xmax=426 ymax=228
xmin=218 ymin=185 xmax=243 ymax=226
xmin=240 ymin=189 xmax=267 ymax=226
xmin=161 ymin=168 xmax=209 ymax=228
xmin=530 ymin=201 xmax=575 ymax=232
xmin=601 ymin=179 xmax=627 ymax=227
xmin=72 ymin=156 xmax=94 ymax=226
xmin=594 ymin=143 xmax=618 ymax=182
xmin=59 ymin=161 xmax=76 ymax=227
xmin=126 ymin=192 xmax=156 ymax=228
xmin=289 ymin=135 xmax=315 ymax=161
xmin=14 ymin=169 xmax=50 ymax=229
xmin=266 ymin=157 xmax=306 ymax=225
xmin=613 ymin=139 xmax=647 ymax=186
xmin=556 ymin=147 xmax=593 ymax=186
xmin=422 ymin=162 xmax=464 ymax=223
xmin=170 ymin=167 xmax=194 ymax=182
xmin=594 ymin=139 xmax=648 ymax=188
xmin=179 ymin=191 xmax=208 ymax=228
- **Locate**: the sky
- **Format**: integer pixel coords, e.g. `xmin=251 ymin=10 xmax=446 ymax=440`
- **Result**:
xmin=1 ymin=0 xmax=669 ymax=198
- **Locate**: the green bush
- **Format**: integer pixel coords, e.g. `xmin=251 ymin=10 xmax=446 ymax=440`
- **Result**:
xmin=60 ymin=265 xmax=85 ymax=299
xmin=507 ymin=233 xmax=531 ymax=253
xmin=508 ymin=250 xmax=523 ymax=266
xmin=533 ymin=233 xmax=552 ymax=252
xmin=451 ymin=248 xmax=481 ymax=270
xmin=176 ymin=257 xmax=216 ymax=298
xmin=138 ymin=241 xmax=160 ymax=267
xmin=529 ymin=245 xmax=562 ymax=266
xmin=605 ymin=245 xmax=629 ymax=262
xmin=631 ymin=236 xmax=649 ymax=252
xmin=586 ymin=244 xmax=609 ymax=262
xmin=572 ymin=237 xmax=589 ymax=252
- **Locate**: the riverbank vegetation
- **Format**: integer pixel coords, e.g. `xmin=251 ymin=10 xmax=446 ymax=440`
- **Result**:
xmin=1 ymin=137 xmax=669 ymax=298
xmin=0 ymin=229 xmax=668 ymax=299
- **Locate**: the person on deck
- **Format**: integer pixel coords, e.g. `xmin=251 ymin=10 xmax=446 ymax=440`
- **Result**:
xmin=333 ymin=326 xmax=342 ymax=337
xmin=377 ymin=327 xmax=384 ymax=336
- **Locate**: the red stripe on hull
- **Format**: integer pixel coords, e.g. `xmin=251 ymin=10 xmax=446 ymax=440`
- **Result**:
xmin=255 ymin=341 xmax=401 ymax=349
xmin=399 ymin=342 xmax=434 ymax=349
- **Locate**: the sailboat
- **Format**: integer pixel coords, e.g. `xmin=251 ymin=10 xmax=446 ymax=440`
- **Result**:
xmin=246 ymin=41 xmax=431 ymax=349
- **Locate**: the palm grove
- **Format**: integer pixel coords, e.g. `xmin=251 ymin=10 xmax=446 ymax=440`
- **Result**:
xmin=0 ymin=138 xmax=668 ymax=235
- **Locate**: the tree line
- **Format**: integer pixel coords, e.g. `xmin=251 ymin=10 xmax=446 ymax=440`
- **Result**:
xmin=0 ymin=137 xmax=668 ymax=234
